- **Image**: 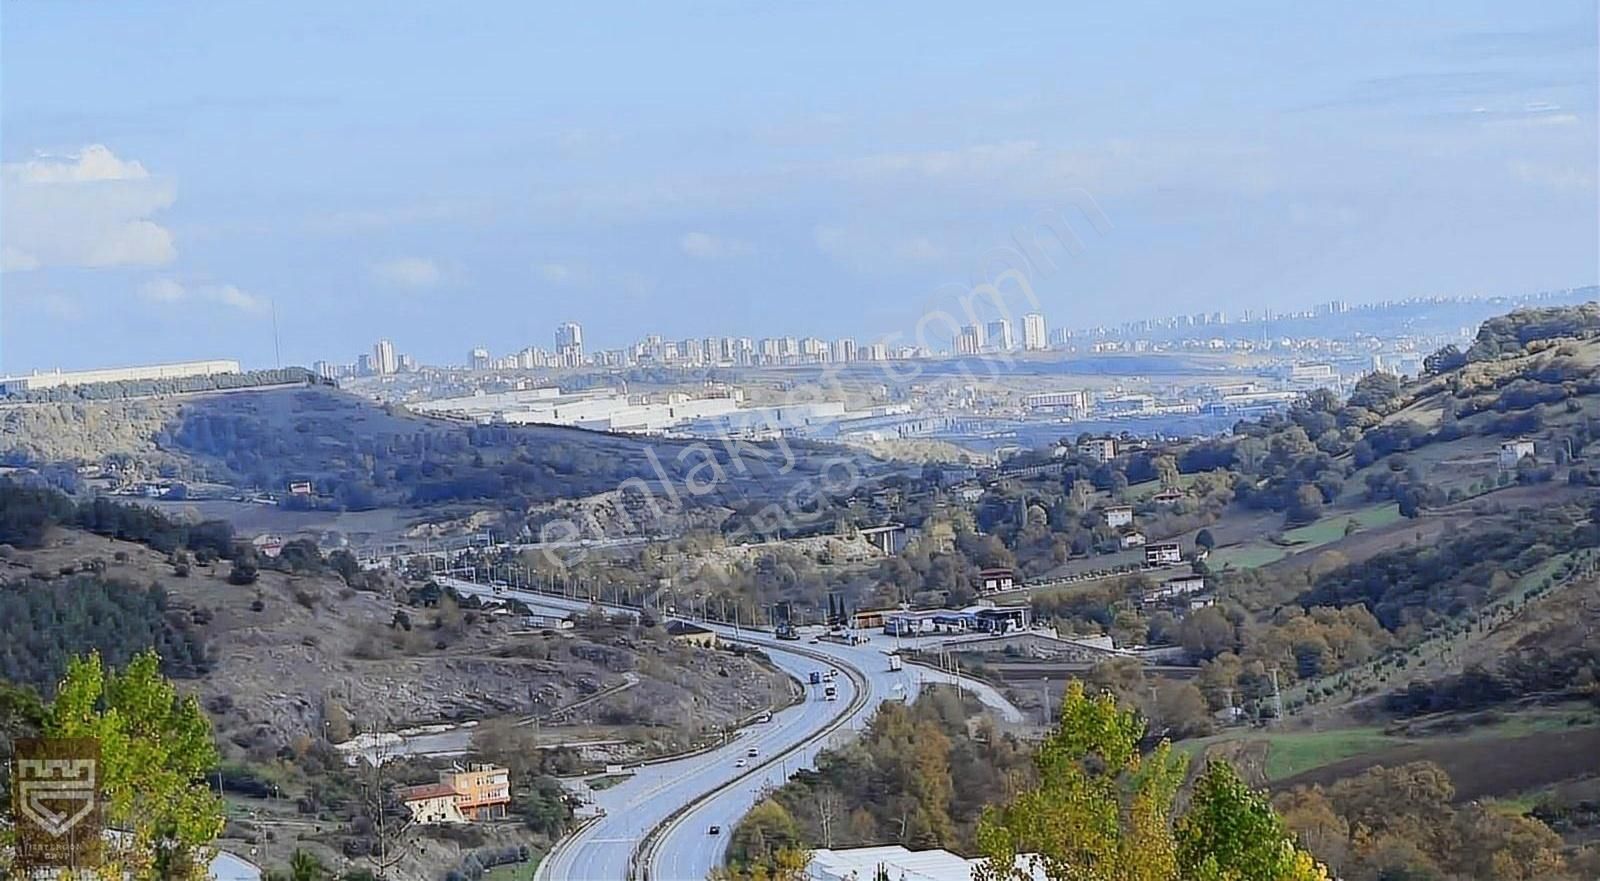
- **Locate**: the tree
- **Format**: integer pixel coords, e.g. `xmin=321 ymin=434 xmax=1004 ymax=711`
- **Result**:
xmin=729 ymin=799 xmax=805 ymax=869
xmin=974 ymin=681 xmax=1187 ymax=881
xmin=1195 ymin=529 xmax=1216 ymax=552
xmin=44 ymin=650 xmax=225 ymax=881
xmin=1286 ymin=484 xmax=1324 ymax=527
xmin=1177 ymin=761 xmax=1326 ymax=881
xmin=1153 ymin=455 xmax=1180 ymax=490
xmin=289 ymin=849 xmax=325 ymax=881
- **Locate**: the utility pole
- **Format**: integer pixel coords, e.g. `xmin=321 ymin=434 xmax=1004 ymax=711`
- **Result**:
xmin=1270 ymin=668 xmax=1284 ymax=724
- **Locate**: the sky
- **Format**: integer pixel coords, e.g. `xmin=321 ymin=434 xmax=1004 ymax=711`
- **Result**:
xmin=1 ymin=1 xmax=1596 ymax=372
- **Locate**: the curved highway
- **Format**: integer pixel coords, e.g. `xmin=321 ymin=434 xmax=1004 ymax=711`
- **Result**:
xmin=438 ymin=577 xmax=1021 ymax=881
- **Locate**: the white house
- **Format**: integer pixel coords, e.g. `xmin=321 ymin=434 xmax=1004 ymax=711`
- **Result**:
xmin=1144 ymin=542 xmax=1183 ymax=567
xmin=1120 ymin=532 xmax=1148 ymax=549
xmin=1103 ymin=505 xmax=1134 ymax=529
xmin=1498 ymin=439 xmax=1536 ymax=470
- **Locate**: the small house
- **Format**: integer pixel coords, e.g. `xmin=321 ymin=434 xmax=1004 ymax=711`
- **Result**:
xmin=1103 ymin=505 xmax=1134 ymax=529
xmin=1144 ymin=542 xmax=1182 ymax=567
xmin=977 ymin=567 xmax=1017 ymax=594
xmin=1498 ymin=439 xmax=1536 ymax=471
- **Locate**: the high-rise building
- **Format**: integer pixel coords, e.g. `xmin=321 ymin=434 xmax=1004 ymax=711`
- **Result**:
xmin=555 ymin=322 xmax=584 ymax=367
xmin=372 ymin=339 xmax=398 ymax=375
xmin=1022 ymin=313 xmax=1047 ymax=351
xmin=957 ymin=326 xmax=983 ymax=356
xmin=398 ymin=353 xmax=417 ymax=372
xmin=469 ymin=347 xmax=491 ymax=371
xmin=986 ymin=319 xmax=1014 ymax=352
xmin=312 ymin=360 xmax=339 ymax=380
xmin=357 ymin=353 xmax=375 ymax=375
xmin=831 ymin=338 xmax=857 ymax=363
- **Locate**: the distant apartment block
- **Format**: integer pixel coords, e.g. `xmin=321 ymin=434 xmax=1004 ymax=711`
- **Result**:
xmin=1025 ymin=390 xmax=1087 ymax=412
xmin=1077 ymin=436 xmax=1118 ymax=463
xmin=372 ymin=339 xmax=398 ymax=375
xmin=0 ymin=359 xmax=241 ymax=395
xmin=1022 ymin=312 xmax=1048 ymax=350
xmin=986 ymin=319 xmax=1014 ymax=351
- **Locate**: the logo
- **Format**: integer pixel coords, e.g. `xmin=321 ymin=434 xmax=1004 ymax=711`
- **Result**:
xmin=11 ymin=738 xmax=102 ymax=871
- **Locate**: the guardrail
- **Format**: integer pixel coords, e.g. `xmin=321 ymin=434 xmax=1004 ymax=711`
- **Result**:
xmin=629 ymin=641 xmax=871 ymax=881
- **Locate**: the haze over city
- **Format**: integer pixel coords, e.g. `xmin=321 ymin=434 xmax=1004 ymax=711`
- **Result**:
xmin=3 ymin=1 xmax=1595 ymax=373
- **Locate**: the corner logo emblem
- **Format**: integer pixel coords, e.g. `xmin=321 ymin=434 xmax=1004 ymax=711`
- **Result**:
xmin=19 ymin=757 xmax=98 ymax=836
xmin=12 ymin=738 xmax=103 ymax=871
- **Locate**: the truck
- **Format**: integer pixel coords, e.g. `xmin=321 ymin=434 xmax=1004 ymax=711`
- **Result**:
xmin=888 ymin=654 xmax=903 ymax=672
xmin=808 ymin=671 xmax=822 ymax=685
xmin=824 ymin=684 xmax=838 ymax=701
xmin=775 ymin=621 xmax=800 ymax=640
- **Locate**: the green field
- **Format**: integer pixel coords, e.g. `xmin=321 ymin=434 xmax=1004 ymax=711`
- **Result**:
xmin=1207 ymin=503 xmax=1401 ymax=571
xmin=1259 ymin=728 xmax=1397 ymax=780
xmin=1207 ymin=544 xmax=1288 ymax=570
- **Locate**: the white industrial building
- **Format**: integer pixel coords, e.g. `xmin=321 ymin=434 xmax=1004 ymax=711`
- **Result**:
xmin=807 ymin=846 xmax=1042 ymax=881
xmin=0 ymin=359 xmax=241 ymax=395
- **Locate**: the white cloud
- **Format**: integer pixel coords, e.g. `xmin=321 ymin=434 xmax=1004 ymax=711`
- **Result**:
xmin=139 ymin=278 xmax=187 ymax=303
xmin=208 ymin=284 xmax=267 ymax=312
xmin=370 ymin=257 xmax=441 ymax=288
xmin=679 ymin=231 xmax=751 ymax=259
xmin=136 ymin=277 xmax=266 ymax=312
xmin=0 ymin=145 xmax=177 ymax=272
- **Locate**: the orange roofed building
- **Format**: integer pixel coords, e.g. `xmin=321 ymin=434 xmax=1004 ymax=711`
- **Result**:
xmin=398 ymin=763 xmax=511 ymax=824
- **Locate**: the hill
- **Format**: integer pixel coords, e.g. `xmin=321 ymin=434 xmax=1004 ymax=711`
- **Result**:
xmin=1 ymin=383 xmax=900 ymax=548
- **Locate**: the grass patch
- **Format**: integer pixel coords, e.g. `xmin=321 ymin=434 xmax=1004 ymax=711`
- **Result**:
xmin=485 ymin=860 xmax=541 ymax=881
xmin=1262 ymin=728 xmax=1397 ymax=781
xmin=1208 ymin=545 xmax=1287 ymax=570
xmin=1209 ymin=503 xmax=1403 ymax=572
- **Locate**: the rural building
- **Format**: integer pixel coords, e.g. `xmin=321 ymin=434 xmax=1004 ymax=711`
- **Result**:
xmin=1144 ymin=542 xmax=1183 ymax=567
xmin=885 ymin=604 xmax=1030 ymax=637
xmin=665 ymin=620 xmax=719 ymax=648
xmin=1121 ymin=532 xmax=1148 ymax=549
xmin=977 ymin=567 xmax=1017 ymax=594
xmin=249 ymin=534 xmax=284 ymax=558
xmin=858 ymin=523 xmax=910 ymax=555
xmin=1077 ymin=436 xmax=1118 ymax=463
xmin=1142 ymin=574 xmax=1207 ymax=606
xmin=445 ymin=764 xmax=512 ymax=820
xmin=520 ymin=613 xmax=574 ymax=630
xmin=849 ymin=608 xmax=897 ymax=630
xmin=1151 ymin=489 xmax=1184 ymax=505
xmin=398 ymin=783 xmax=467 ymax=824
xmin=1103 ymin=505 xmax=1134 ymax=529
xmin=1498 ymin=439 xmax=1536 ymax=470
xmin=288 ymin=480 xmax=314 ymax=495
xmin=398 ymin=763 xmax=510 ymax=824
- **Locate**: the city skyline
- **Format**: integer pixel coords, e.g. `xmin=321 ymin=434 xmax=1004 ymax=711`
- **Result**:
xmin=3 ymin=2 xmax=1594 ymax=373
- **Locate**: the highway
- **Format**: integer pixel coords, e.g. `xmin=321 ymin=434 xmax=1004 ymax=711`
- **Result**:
xmin=438 ymin=577 xmax=1021 ymax=881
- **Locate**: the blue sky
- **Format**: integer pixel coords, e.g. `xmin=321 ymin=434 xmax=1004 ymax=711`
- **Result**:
xmin=2 ymin=1 xmax=1595 ymax=371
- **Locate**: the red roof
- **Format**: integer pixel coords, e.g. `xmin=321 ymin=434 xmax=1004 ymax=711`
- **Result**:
xmin=398 ymin=782 xmax=458 ymax=802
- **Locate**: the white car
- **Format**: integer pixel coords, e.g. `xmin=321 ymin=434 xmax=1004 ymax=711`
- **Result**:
xmin=735 ymin=758 xmax=748 ymax=768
